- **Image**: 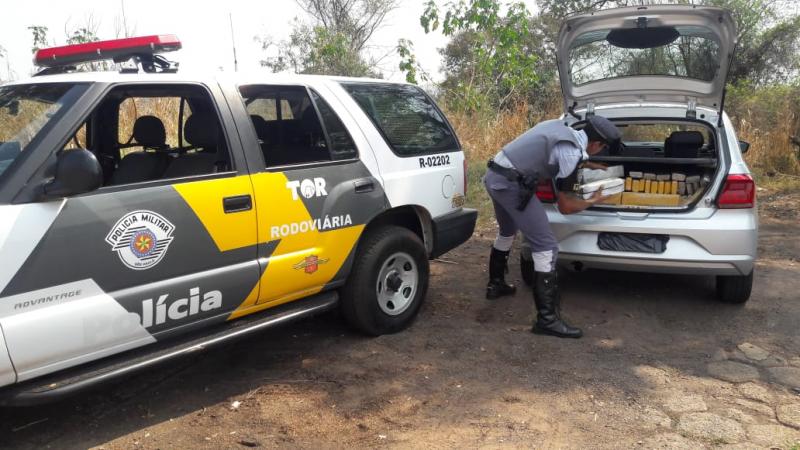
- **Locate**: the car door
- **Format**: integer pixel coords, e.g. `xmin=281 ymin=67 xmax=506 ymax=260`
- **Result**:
xmin=0 ymin=81 xmax=260 ymax=382
xmin=223 ymin=83 xmax=387 ymax=319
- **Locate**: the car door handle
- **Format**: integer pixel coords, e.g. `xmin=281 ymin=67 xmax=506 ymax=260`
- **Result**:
xmin=223 ymin=194 xmax=252 ymax=213
xmin=354 ymin=179 xmax=374 ymax=194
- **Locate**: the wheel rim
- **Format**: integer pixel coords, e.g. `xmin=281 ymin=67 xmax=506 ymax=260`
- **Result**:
xmin=376 ymin=252 xmax=419 ymax=316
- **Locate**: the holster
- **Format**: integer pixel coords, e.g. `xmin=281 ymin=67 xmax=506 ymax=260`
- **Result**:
xmin=487 ymin=159 xmax=538 ymax=211
xmin=516 ymin=174 xmax=538 ymax=210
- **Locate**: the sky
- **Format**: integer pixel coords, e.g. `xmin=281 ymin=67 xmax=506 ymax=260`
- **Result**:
xmin=0 ymin=0 xmax=538 ymax=83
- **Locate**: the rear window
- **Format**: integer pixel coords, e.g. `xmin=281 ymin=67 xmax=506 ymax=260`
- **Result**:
xmin=341 ymin=83 xmax=458 ymax=156
xmin=569 ymin=26 xmax=720 ymax=85
xmin=618 ymin=123 xmax=713 ymax=145
xmin=0 ymin=83 xmax=87 ymax=182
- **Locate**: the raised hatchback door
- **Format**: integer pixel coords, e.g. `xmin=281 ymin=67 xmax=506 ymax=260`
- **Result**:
xmin=0 ymin=82 xmax=260 ymax=382
xmin=557 ymin=5 xmax=737 ymax=114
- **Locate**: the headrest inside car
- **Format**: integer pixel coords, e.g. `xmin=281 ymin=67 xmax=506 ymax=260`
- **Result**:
xmin=132 ymin=115 xmax=167 ymax=149
xmin=184 ymin=113 xmax=220 ymax=149
xmin=667 ymin=131 xmax=704 ymax=147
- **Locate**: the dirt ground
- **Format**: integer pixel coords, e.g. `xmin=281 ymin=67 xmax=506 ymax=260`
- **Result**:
xmin=1 ymin=191 xmax=799 ymax=450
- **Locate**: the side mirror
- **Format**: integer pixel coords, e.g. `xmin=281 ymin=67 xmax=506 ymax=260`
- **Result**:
xmin=43 ymin=149 xmax=102 ymax=198
xmin=739 ymin=140 xmax=750 ymax=154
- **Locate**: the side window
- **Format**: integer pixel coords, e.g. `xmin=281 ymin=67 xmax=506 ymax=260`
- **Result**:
xmin=341 ymin=83 xmax=458 ymax=156
xmin=239 ymin=85 xmax=330 ymax=167
xmin=86 ymin=84 xmax=231 ymax=187
xmin=309 ymin=90 xmax=357 ymax=160
xmin=62 ymin=123 xmax=87 ymax=151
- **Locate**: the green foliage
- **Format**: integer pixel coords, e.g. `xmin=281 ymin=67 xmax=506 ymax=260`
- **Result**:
xmin=259 ymin=0 xmax=395 ymax=77
xmin=396 ymin=39 xmax=427 ymax=84
xmin=727 ymin=80 xmax=800 ymax=124
xmin=27 ymin=26 xmax=49 ymax=54
xmin=66 ymin=27 xmax=99 ymax=45
xmin=260 ymin=23 xmax=379 ymax=77
xmin=414 ymin=0 xmax=542 ymax=112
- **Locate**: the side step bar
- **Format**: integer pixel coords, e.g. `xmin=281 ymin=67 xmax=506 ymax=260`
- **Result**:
xmin=1 ymin=292 xmax=338 ymax=406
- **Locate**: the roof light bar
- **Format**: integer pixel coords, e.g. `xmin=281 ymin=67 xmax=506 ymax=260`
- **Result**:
xmin=34 ymin=35 xmax=181 ymax=68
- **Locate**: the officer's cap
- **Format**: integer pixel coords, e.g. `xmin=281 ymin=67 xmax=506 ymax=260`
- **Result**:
xmin=584 ymin=115 xmax=621 ymax=145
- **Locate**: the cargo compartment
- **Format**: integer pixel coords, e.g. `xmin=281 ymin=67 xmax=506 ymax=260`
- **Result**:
xmin=575 ymin=120 xmax=719 ymax=212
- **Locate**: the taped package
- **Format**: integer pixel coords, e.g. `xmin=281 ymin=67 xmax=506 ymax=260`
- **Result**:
xmin=578 ymin=165 xmax=624 ymax=184
xmin=579 ymin=178 xmax=625 ymax=200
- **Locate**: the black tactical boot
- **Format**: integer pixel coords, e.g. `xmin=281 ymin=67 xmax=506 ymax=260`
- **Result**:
xmin=531 ymin=271 xmax=583 ymax=338
xmin=520 ymin=252 xmax=534 ymax=287
xmin=486 ymin=248 xmax=516 ymax=299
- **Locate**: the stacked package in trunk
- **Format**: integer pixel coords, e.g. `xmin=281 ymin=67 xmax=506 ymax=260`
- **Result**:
xmin=577 ymin=166 xmax=709 ymax=207
xmin=621 ymin=172 xmax=706 ymax=206
xmin=577 ymin=165 xmax=625 ymax=202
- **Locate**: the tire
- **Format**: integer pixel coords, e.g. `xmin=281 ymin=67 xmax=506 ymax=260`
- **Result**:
xmin=341 ymin=225 xmax=429 ymax=336
xmin=520 ymin=252 xmax=534 ymax=287
xmin=716 ymin=271 xmax=753 ymax=304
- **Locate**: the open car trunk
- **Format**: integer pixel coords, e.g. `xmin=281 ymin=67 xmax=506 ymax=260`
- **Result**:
xmin=576 ymin=119 xmax=719 ymax=212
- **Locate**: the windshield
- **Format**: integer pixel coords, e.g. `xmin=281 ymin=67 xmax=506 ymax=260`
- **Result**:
xmin=569 ymin=26 xmax=720 ymax=85
xmin=0 ymin=83 xmax=86 ymax=181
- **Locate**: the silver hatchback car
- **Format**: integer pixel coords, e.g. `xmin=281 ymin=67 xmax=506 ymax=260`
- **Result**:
xmin=524 ymin=5 xmax=757 ymax=303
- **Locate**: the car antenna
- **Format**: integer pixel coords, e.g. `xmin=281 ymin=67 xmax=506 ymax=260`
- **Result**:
xmin=229 ymin=13 xmax=238 ymax=72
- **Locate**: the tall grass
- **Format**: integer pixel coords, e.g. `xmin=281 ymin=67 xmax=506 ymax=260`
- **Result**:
xmin=727 ymin=84 xmax=800 ymax=177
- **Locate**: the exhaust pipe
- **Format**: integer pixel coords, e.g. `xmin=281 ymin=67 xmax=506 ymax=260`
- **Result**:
xmin=571 ymin=261 xmax=585 ymax=272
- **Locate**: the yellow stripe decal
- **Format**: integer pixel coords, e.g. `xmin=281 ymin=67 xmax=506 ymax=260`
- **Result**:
xmin=228 ymin=172 xmax=364 ymax=320
xmin=173 ymin=175 xmax=259 ymax=252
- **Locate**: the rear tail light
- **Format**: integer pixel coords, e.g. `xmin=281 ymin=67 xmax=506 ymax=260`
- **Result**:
xmin=718 ymin=174 xmax=755 ymax=208
xmin=536 ymin=179 xmax=555 ymax=203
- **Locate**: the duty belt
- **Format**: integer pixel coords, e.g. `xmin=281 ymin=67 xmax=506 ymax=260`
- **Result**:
xmin=487 ymin=159 xmax=539 ymax=210
xmin=487 ymin=159 xmax=523 ymax=182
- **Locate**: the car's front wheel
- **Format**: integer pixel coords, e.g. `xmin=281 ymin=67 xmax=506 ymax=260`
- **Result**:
xmin=341 ymin=226 xmax=429 ymax=336
xmin=716 ymin=271 xmax=753 ymax=304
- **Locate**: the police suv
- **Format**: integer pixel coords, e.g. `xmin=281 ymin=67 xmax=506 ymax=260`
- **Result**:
xmin=0 ymin=35 xmax=476 ymax=403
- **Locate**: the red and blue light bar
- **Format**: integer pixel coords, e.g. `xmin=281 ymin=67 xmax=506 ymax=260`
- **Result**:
xmin=34 ymin=35 xmax=181 ymax=68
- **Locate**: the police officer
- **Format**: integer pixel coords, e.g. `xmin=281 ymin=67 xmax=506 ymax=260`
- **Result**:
xmin=483 ymin=116 xmax=621 ymax=339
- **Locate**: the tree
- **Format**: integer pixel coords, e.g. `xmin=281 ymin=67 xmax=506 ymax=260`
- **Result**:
xmin=28 ymin=26 xmax=50 ymax=54
xmin=65 ymin=15 xmax=101 ymax=45
xmin=261 ymin=22 xmax=379 ymax=77
xmin=409 ymin=0 xmax=542 ymax=112
xmin=297 ymin=0 xmax=398 ymax=52
xmin=396 ymin=38 xmax=430 ymax=84
xmin=259 ymin=0 xmax=397 ymax=77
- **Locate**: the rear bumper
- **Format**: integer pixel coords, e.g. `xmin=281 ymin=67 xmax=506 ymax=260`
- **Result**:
xmin=546 ymin=207 xmax=757 ymax=276
xmin=431 ymin=208 xmax=477 ymax=258
xmin=558 ymin=252 xmax=754 ymax=276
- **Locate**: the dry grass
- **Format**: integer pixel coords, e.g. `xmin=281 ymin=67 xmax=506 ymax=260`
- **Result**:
xmin=727 ymin=84 xmax=800 ymax=179
xmin=733 ymin=111 xmax=800 ymax=176
xmin=448 ymin=102 xmax=552 ymax=163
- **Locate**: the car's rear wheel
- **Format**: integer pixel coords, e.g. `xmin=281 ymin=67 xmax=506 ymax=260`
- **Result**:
xmin=716 ymin=271 xmax=753 ymax=304
xmin=341 ymin=226 xmax=429 ymax=336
